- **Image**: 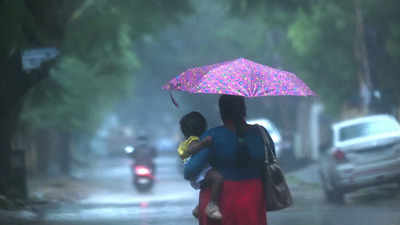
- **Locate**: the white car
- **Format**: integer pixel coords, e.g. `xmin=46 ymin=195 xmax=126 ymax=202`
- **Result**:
xmin=247 ymin=118 xmax=282 ymax=158
xmin=318 ymin=114 xmax=400 ymax=203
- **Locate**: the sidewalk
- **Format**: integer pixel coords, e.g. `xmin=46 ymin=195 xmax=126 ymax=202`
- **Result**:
xmin=0 ymin=165 xmax=117 ymax=223
xmin=0 ymin=175 xmax=97 ymax=223
xmin=0 ymin=208 xmax=36 ymax=223
xmin=28 ymin=176 xmax=98 ymax=203
xmin=287 ymin=162 xmax=320 ymax=185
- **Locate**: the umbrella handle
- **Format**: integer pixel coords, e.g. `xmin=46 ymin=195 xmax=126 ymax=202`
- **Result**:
xmin=169 ymin=92 xmax=179 ymax=108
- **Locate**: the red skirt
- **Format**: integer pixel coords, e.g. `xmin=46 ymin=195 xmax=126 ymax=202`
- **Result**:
xmin=198 ymin=179 xmax=267 ymax=225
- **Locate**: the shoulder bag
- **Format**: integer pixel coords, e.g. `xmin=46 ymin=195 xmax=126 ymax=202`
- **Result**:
xmin=257 ymin=125 xmax=293 ymax=211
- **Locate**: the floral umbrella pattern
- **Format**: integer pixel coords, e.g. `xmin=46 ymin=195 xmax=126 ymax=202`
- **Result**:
xmin=163 ymin=58 xmax=316 ymax=97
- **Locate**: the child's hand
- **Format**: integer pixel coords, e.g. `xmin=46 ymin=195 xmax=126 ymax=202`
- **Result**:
xmin=202 ymin=136 xmax=213 ymax=147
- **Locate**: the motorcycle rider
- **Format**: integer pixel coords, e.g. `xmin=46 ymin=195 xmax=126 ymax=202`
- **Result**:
xmin=131 ymin=135 xmax=157 ymax=172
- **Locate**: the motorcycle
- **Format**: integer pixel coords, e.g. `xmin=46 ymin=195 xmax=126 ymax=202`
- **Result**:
xmin=132 ymin=164 xmax=154 ymax=192
xmin=124 ymin=136 xmax=157 ymax=192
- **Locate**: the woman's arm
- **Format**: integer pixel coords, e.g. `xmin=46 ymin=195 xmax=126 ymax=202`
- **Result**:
xmin=183 ymin=146 xmax=211 ymax=180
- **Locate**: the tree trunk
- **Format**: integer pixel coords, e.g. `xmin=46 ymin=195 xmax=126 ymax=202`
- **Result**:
xmin=0 ymin=103 xmax=22 ymax=196
xmin=0 ymin=0 xmax=66 ymax=196
xmin=35 ymin=129 xmax=52 ymax=175
xmin=58 ymin=131 xmax=72 ymax=175
xmin=353 ymin=0 xmax=373 ymax=113
xmin=0 ymin=121 xmax=13 ymax=196
xmin=0 ymin=51 xmax=26 ymax=196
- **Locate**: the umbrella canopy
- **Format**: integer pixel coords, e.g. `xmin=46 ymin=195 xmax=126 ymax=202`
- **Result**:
xmin=162 ymin=58 xmax=316 ymax=97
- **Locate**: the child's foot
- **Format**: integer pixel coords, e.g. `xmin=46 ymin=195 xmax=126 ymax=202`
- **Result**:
xmin=205 ymin=202 xmax=222 ymax=220
xmin=192 ymin=205 xmax=199 ymax=219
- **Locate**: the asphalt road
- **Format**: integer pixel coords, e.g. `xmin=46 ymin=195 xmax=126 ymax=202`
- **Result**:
xmin=3 ymin=153 xmax=400 ymax=225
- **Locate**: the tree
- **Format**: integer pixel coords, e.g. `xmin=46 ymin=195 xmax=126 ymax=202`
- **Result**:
xmin=1 ymin=0 xmax=192 ymax=196
xmin=363 ymin=0 xmax=400 ymax=113
xmin=0 ymin=0 xmax=83 ymax=196
xmin=228 ymin=0 xmax=400 ymax=116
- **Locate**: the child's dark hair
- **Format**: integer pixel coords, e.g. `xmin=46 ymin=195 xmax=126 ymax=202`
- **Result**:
xmin=179 ymin=112 xmax=207 ymax=138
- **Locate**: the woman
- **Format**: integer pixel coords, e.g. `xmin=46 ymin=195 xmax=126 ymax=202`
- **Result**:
xmin=184 ymin=95 xmax=274 ymax=225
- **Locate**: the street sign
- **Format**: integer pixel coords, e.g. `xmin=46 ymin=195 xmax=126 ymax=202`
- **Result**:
xmin=22 ymin=47 xmax=59 ymax=72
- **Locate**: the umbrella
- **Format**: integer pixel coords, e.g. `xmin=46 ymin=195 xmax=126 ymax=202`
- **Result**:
xmin=163 ymin=58 xmax=316 ymax=97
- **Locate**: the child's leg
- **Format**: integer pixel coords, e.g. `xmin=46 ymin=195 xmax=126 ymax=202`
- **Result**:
xmin=192 ymin=205 xmax=199 ymax=218
xmin=205 ymin=169 xmax=223 ymax=204
xmin=204 ymin=169 xmax=223 ymax=219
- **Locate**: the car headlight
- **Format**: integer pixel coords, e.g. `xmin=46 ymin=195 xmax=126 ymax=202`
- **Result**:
xmin=124 ymin=145 xmax=135 ymax=154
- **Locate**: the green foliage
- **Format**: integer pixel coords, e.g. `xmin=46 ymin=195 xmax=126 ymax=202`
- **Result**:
xmin=20 ymin=0 xmax=192 ymax=133
xmin=362 ymin=0 xmax=400 ymax=106
xmin=387 ymin=24 xmax=400 ymax=59
xmin=22 ymin=53 xmax=136 ymax=133
xmin=229 ymin=0 xmax=400 ymax=114
xmin=0 ymin=0 xmax=84 ymax=53
xmin=286 ymin=2 xmax=357 ymax=114
xmin=215 ymin=13 xmax=272 ymax=61
xmin=0 ymin=0 xmax=32 ymax=53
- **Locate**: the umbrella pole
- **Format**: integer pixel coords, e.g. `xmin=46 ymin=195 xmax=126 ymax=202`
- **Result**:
xmin=169 ymin=92 xmax=180 ymax=108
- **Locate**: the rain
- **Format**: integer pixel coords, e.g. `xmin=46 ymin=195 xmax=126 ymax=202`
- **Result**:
xmin=1 ymin=0 xmax=400 ymax=225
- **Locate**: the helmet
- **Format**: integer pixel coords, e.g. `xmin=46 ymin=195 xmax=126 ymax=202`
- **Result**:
xmin=136 ymin=135 xmax=149 ymax=146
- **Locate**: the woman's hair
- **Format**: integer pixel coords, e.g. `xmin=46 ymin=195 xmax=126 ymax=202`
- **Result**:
xmin=219 ymin=95 xmax=250 ymax=167
xmin=179 ymin=111 xmax=207 ymax=138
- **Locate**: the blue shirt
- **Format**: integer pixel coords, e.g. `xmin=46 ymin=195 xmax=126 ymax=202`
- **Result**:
xmin=184 ymin=125 xmax=268 ymax=181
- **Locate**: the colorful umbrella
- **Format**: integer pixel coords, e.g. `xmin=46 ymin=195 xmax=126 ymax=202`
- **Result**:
xmin=163 ymin=58 xmax=316 ymax=99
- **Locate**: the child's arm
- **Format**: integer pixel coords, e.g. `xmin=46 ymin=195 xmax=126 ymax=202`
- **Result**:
xmin=187 ymin=136 xmax=212 ymax=156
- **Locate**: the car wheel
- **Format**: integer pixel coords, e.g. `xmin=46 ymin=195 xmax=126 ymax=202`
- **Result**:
xmin=320 ymin=174 xmax=345 ymax=204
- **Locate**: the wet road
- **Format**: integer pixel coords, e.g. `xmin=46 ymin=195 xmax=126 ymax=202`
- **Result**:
xmin=32 ymin=154 xmax=198 ymax=225
xmin=4 ymin=153 xmax=400 ymax=225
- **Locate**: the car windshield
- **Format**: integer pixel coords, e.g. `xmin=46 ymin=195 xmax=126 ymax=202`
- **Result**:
xmin=339 ymin=119 xmax=400 ymax=141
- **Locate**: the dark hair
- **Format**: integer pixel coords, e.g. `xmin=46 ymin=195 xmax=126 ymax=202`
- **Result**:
xmin=179 ymin=111 xmax=207 ymax=138
xmin=218 ymin=95 xmax=250 ymax=167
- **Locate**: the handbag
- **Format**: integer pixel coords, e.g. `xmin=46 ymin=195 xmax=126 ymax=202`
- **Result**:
xmin=257 ymin=125 xmax=293 ymax=211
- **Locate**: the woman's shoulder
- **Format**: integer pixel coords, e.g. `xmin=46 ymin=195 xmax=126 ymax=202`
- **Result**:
xmin=203 ymin=125 xmax=263 ymax=137
xmin=247 ymin=124 xmax=268 ymax=133
xmin=203 ymin=126 xmax=225 ymax=135
xmin=246 ymin=124 xmax=268 ymax=140
xmin=201 ymin=126 xmax=233 ymax=140
xmin=246 ymin=124 xmax=261 ymax=132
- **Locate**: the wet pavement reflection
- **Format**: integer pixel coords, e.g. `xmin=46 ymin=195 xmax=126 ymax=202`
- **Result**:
xmin=4 ymin=154 xmax=400 ymax=225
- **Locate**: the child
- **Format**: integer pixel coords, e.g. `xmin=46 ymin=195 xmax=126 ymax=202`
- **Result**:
xmin=178 ymin=111 xmax=223 ymax=220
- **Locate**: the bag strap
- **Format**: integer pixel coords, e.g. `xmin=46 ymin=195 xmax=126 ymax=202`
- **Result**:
xmin=257 ymin=125 xmax=277 ymax=164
